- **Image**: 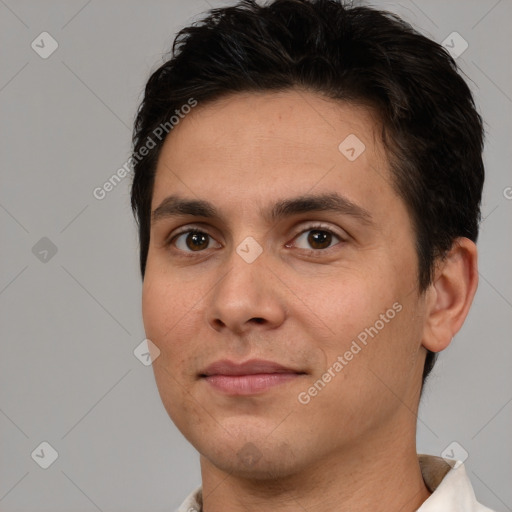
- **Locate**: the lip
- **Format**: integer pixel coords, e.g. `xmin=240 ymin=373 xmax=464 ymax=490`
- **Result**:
xmin=200 ymin=359 xmax=306 ymax=396
xmin=200 ymin=359 xmax=303 ymax=376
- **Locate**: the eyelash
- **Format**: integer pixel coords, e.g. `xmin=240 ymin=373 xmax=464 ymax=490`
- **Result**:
xmin=166 ymin=223 xmax=345 ymax=258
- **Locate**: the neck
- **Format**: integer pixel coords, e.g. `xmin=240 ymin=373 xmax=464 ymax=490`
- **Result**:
xmin=199 ymin=423 xmax=431 ymax=512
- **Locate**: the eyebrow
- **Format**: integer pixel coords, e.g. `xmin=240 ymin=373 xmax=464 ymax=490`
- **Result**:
xmin=151 ymin=192 xmax=373 ymax=226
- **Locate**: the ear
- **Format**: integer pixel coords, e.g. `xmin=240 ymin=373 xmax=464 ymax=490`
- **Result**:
xmin=422 ymin=237 xmax=479 ymax=353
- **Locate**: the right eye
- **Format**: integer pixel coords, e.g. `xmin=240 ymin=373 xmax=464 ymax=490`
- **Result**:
xmin=169 ymin=228 xmax=221 ymax=254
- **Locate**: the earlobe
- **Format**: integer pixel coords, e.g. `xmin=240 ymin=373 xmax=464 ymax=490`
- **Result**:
xmin=422 ymin=238 xmax=479 ymax=353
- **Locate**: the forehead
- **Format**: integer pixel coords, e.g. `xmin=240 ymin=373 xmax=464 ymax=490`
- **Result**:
xmin=151 ymin=89 xmax=399 ymax=222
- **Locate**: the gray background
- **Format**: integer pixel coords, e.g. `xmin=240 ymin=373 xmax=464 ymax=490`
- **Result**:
xmin=1 ymin=0 xmax=511 ymax=510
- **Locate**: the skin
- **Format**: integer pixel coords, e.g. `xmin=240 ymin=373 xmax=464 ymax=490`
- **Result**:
xmin=142 ymin=89 xmax=478 ymax=511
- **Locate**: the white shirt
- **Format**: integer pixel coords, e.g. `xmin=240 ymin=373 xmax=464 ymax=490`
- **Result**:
xmin=176 ymin=454 xmax=496 ymax=511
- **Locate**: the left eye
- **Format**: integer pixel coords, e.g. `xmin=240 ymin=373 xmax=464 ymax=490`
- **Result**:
xmin=292 ymin=228 xmax=342 ymax=251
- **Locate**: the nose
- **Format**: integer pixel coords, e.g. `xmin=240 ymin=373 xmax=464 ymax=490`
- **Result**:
xmin=206 ymin=248 xmax=287 ymax=336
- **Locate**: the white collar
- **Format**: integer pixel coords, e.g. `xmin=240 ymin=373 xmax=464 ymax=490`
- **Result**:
xmin=417 ymin=455 xmax=494 ymax=511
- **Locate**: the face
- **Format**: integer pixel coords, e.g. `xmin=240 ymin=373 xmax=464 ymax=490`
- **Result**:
xmin=142 ymin=89 xmax=429 ymax=479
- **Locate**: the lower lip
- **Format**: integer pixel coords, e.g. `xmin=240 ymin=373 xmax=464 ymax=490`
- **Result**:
xmin=203 ymin=373 xmax=302 ymax=395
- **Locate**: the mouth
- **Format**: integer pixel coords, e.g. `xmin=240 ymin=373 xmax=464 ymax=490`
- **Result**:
xmin=199 ymin=359 xmax=307 ymax=396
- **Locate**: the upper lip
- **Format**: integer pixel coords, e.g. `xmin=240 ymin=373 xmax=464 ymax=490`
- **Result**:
xmin=200 ymin=359 xmax=305 ymax=377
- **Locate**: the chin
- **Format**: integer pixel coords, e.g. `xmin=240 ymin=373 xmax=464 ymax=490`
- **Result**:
xmin=198 ymin=432 xmax=309 ymax=479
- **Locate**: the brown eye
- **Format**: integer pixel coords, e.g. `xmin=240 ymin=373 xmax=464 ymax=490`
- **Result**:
xmin=172 ymin=229 xmax=220 ymax=253
xmin=307 ymin=230 xmax=332 ymax=249
xmin=185 ymin=231 xmax=209 ymax=251
xmin=293 ymin=227 xmax=341 ymax=251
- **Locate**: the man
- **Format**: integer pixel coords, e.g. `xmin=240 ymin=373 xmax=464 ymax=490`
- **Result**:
xmin=130 ymin=0 xmax=494 ymax=510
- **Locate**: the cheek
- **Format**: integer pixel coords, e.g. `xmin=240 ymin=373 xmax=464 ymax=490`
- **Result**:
xmin=142 ymin=271 xmax=186 ymax=350
xmin=141 ymin=274 xmax=201 ymax=418
xmin=141 ymin=269 xmax=209 ymax=375
xmin=296 ymin=262 xmax=418 ymax=389
xmin=142 ymin=277 xmax=168 ymax=340
xmin=295 ymin=267 xmax=398 ymax=345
